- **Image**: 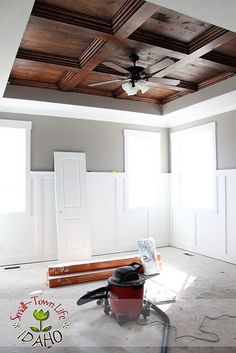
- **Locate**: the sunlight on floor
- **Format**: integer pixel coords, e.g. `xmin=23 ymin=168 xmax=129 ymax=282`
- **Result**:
xmin=144 ymin=264 xmax=196 ymax=311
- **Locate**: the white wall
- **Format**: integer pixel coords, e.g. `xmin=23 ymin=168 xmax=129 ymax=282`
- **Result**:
xmin=0 ymin=172 xmax=170 ymax=266
xmin=170 ymin=170 xmax=236 ymax=263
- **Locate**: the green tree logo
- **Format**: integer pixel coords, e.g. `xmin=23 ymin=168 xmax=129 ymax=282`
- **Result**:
xmin=30 ymin=309 xmax=52 ymax=332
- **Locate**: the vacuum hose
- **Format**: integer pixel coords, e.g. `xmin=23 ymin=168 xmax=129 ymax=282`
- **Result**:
xmin=150 ymin=302 xmax=170 ymax=353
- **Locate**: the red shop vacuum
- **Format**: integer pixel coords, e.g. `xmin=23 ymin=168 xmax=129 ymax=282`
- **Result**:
xmin=77 ymin=262 xmax=170 ymax=353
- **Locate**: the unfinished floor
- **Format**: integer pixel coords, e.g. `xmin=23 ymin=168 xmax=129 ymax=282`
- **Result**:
xmin=1 ymin=247 xmax=236 ymax=353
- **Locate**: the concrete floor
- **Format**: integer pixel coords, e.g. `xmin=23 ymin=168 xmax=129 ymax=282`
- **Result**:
xmin=1 ymin=247 xmax=236 ymax=353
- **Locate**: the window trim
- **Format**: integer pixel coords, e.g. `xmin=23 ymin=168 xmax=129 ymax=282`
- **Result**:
xmin=0 ymin=119 xmax=32 ymax=214
xmin=124 ymin=129 xmax=161 ymax=211
xmin=170 ymin=122 xmax=217 ymax=212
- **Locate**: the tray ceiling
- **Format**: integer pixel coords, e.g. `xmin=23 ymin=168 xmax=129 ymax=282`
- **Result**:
xmin=9 ymin=0 xmax=236 ymax=105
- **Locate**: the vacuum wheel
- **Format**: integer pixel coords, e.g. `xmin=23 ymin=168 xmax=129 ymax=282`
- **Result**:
xmin=104 ymin=306 xmax=110 ymax=315
xmin=117 ymin=314 xmax=128 ymax=325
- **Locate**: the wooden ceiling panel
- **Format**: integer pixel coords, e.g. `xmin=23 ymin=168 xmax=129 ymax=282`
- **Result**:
xmin=168 ymin=59 xmax=223 ymax=83
xmin=39 ymin=0 xmax=127 ymax=20
xmin=10 ymin=0 xmax=236 ymax=105
xmin=21 ymin=16 xmax=94 ymax=57
xmin=10 ymin=59 xmax=67 ymax=83
xmin=140 ymin=7 xmax=212 ymax=43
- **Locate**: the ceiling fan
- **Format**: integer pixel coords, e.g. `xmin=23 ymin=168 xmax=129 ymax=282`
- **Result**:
xmin=89 ymin=54 xmax=180 ymax=95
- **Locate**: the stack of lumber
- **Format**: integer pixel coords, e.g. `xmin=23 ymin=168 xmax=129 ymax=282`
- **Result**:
xmin=48 ymin=253 xmax=161 ymax=288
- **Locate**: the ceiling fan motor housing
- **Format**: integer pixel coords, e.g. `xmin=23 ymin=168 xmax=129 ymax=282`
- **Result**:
xmin=127 ymin=66 xmax=145 ymax=84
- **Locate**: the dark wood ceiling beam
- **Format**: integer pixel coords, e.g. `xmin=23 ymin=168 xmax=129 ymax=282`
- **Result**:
xmin=128 ymin=32 xmax=236 ymax=73
xmin=17 ymin=48 xmax=82 ymax=69
xmin=113 ymin=2 xmax=158 ymax=41
xmin=57 ymin=1 xmax=158 ymax=91
xmin=201 ymin=51 xmax=236 ymax=73
xmin=32 ymin=0 xmax=113 ymax=39
xmin=79 ymin=39 xmax=106 ymax=66
xmin=153 ymin=29 xmax=236 ymax=78
xmin=58 ymin=71 xmax=78 ymax=90
xmin=112 ymin=0 xmax=145 ymax=33
xmin=189 ymin=26 xmax=232 ymax=53
xmin=129 ymin=30 xmax=189 ymax=56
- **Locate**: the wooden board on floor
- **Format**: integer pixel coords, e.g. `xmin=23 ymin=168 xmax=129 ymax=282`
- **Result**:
xmin=48 ymin=254 xmax=161 ymax=276
xmin=48 ymin=269 xmax=114 ymax=288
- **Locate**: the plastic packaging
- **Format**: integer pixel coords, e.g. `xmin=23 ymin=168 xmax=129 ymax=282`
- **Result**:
xmin=137 ymin=237 xmax=160 ymax=275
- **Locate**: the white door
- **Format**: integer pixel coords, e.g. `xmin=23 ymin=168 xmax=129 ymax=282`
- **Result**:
xmin=54 ymin=152 xmax=91 ymax=261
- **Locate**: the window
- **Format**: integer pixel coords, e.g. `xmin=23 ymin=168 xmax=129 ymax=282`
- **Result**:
xmin=0 ymin=120 xmax=31 ymax=213
xmin=171 ymin=123 xmax=216 ymax=209
xmin=124 ymin=129 xmax=161 ymax=208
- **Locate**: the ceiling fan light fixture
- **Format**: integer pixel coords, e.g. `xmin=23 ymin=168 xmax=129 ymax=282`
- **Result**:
xmin=136 ymin=80 xmax=149 ymax=94
xmin=122 ymin=81 xmax=138 ymax=96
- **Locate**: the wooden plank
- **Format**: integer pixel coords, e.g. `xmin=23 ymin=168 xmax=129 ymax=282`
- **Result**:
xmin=48 ymin=254 xmax=162 ymax=276
xmin=48 ymin=261 xmax=163 ymax=288
xmin=48 ymin=269 xmax=114 ymax=288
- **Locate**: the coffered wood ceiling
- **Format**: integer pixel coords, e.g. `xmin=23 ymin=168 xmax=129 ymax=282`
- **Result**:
xmin=9 ymin=0 xmax=236 ymax=105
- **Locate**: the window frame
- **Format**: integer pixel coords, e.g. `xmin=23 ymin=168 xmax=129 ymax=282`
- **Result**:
xmin=124 ymin=129 xmax=161 ymax=211
xmin=170 ymin=122 xmax=217 ymax=212
xmin=0 ymin=119 xmax=32 ymax=214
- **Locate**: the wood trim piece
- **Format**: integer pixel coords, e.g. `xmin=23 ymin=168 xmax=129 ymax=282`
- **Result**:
xmin=17 ymin=48 xmax=82 ymax=69
xmin=48 ymin=253 xmax=162 ymax=287
xmin=57 ymin=71 xmax=78 ymax=90
xmin=79 ymin=39 xmax=106 ymax=67
xmin=72 ymin=86 xmax=114 ymax=97
xmin=9 ymin=78 xmax=58 ymax=89
xmin=112 ymin=0 xmax=145 ymax=33
xmin=160 ymin=91 xmax=190 ymax=104
xmin=201 ymin=51 xmax=236 ymax=73
xmin=189 ymin=26 xmax=232 ymax=53
xmin=198 ymin=72 xmax=235 ymax=89
xmin=129 ymin=30 xmax=189 ymax=55
xmin=48 ymin=256 xmax=147 ymax=276
xmin=32 ymin=0 xmax=113 ymax=37
xmin=48 ymin=269 xmax=114 ymax=287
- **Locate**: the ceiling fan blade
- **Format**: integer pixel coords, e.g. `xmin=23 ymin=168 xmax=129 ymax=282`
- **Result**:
xmin=102 ymin=62 xmax=129 ymax=74
xmin=88 ymin=79 xmax=123 ymax=87
xmin=146 ymin=58 xmax=175 ymax=75
xmin=149 ymin=77 xmax=180 ymax=86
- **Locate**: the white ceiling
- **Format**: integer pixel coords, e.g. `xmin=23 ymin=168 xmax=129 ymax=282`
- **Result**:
xmin=0 ymin=0 xmax=235 ymax=128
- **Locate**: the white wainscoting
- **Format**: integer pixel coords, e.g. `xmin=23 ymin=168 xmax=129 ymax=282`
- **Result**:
xmin=170 ymin=170 xmax=236 ymax=264
xmin=0 ymin=172 xmax=170 ymax=266
xmin=0 ymin=172 xmax=58 ymax=266
xmin=87 ymin=173 xmax=170 ymax=255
